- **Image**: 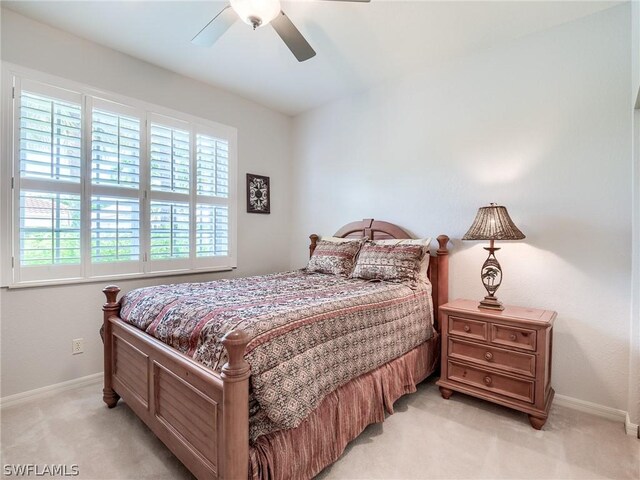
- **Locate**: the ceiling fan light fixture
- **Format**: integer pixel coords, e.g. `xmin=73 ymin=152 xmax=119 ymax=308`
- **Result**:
xmin=230 ymin=0 xmax=281 ymax=29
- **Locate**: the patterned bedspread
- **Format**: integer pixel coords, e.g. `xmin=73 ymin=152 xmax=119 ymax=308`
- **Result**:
xmin=120 ymin=271 xmax=434 ymax=440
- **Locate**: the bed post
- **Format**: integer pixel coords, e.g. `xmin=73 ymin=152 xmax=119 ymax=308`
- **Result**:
xmin=309 ymin=234 xmax=319 ymax=258
xmin=435 ymin=235 xmax=450 ymax=332
xmin=221 ymin=330 xmax=250 ymax=480
xmin=102 ymin=285 xmax=121 ymax=408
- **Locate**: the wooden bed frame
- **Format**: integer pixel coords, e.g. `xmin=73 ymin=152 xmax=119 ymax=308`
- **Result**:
xmin=101 ymin=219 xmax=449 ymax=480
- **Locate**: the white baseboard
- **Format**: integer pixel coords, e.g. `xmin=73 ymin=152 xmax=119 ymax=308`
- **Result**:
xmin=0 ymin=372 xmax=103 ymax=409
xmin=555 ymin=394 xmax=638 ymax=437
xmin=626 ymin=413 xmax=640 ymax=438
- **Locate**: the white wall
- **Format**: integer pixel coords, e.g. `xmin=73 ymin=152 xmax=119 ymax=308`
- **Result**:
xmin=634 ymin=1 xmax=640 ymax=99
xmin=291 ymin=4 xmax=633 ymax=412
xmin=630 ymin=0 xmax=640 ymax=426
xmin=0 ymin=9 xmax=292 ymax=397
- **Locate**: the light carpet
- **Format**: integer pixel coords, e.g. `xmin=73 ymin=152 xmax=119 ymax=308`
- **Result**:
xmin=1 ymin=378 xmax=638 ymax=479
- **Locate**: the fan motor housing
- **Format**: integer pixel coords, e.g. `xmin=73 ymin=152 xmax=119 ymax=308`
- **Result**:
xmin=248 ymin=15 xmax=262 ymax=29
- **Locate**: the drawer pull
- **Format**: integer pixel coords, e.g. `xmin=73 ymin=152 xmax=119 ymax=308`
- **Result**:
xmin=484 ymin=376 xmax=492 ymax=386
xmin=463 ymin=325 xmax=471 ymax=332
xmin=484 ymin=352 xmax=493 ymax=361
xmin=509 ymin=333 xmax=517 ymax=341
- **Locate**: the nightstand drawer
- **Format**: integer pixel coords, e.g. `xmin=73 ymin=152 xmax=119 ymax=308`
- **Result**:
xmin=490 ymin=323 xmax=537 ymax=351
xmin=448 ymin=361 xmax=534 ymax=403
xmin=449 ymin=316 xmax=487 ymax=341
xmin=448 ymin=338 xmax=536 ymax=377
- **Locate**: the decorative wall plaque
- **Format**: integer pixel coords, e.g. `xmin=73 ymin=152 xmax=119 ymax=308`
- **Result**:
xmin=246 ymin=174 xmax=270 ymax=214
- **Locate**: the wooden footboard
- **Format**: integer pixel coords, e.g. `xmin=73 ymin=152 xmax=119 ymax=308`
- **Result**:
xmin=102 ymin=286 xmax=250 ymax=480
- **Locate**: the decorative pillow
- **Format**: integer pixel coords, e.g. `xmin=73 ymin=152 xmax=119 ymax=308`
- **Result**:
xmin=306 ymin=239 xmax=364 ymax=276
xmin=373 ymin=238 xmax=431 ymax=283
xmin=351 ymin=241 xmax=426 ymax=285
xmin=320 ymin=236 xmax=360 ymax=243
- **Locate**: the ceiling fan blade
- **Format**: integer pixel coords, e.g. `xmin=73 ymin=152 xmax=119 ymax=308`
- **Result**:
xmin=271 ymin=11 xmax=316 ymax=62
xmin=192 ymin=5 xmax=237 ymax=47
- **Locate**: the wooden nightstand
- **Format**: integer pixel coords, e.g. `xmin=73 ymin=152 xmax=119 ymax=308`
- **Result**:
xmin=436 ymin=299 xmax=556 ymax=429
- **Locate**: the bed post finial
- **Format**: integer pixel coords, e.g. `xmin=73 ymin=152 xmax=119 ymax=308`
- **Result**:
xmin=221 ymin=330 xmax=250 ymax=374
xmin=309 ymin=234 xmax=319 ymax=259
xmin=221 ymin=330 xmax=250 ymax=480
xmin=102 ymin=285 xmax=121 ymax=409
xmin=103 ymin=285 xmax=121 ymax=308
xmin=437 ymin=235 xmax=449 ymax=255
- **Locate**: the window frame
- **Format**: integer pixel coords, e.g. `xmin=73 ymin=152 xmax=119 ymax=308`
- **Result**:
xmin=1 ymin=64 xmax=238 ymax=288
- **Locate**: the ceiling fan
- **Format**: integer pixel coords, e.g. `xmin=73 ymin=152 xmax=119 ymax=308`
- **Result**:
xmin=192 ymin=0 xmax=370 ymax=62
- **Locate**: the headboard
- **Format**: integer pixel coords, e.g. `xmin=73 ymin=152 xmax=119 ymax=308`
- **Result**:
xmin=309 ymin=219 xmax=450 ymax=332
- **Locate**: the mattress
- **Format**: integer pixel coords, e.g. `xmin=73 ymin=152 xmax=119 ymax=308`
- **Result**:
xmin=120 ymin=270 xmax=434 ymax=440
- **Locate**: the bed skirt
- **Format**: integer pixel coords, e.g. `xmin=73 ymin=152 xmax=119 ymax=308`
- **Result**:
xmin=248 ymin=333 xmax=440 ymax=480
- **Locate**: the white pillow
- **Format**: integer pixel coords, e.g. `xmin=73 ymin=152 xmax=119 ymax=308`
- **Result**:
xmin=373 ymin=238 xmax=431 ymax=246
xmin=320 ymin=236 xmax=362 ymax=243
xmin=370 ymin=238 xmax=432 ymax=283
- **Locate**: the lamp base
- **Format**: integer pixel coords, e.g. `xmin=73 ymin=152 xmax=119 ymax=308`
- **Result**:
xmin=478 ymin=295 xmax=504 ymax=311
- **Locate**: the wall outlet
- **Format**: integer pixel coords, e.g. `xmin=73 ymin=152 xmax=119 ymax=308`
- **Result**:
xmin=72 ymin=338 xmax=84 ymax=355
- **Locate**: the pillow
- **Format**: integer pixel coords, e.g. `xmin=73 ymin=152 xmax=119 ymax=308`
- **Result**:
xmin=306 ymin=239 xmax=364 ymax=276
xmin=320 ymin=236 xmax=361 ymax=243
xmin=372 ymin=238 xmax=431 ymax=247
xmin=372 ymin=238 xmax=431 ymax=283
xmin=351 ymin=240 xmax=426 ymax=286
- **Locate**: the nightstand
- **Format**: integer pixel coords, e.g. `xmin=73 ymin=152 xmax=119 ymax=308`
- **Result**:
xmin=436 ymin=299 xmax=556 ymax=429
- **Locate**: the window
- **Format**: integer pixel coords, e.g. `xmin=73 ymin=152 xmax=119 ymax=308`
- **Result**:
xmin=89 ymin=99 xmax=143 ymax=278
xmin=5 ymin=72 xmax=237 ymax=286
xmin=91 ymin=196 xmax=140 ymax=264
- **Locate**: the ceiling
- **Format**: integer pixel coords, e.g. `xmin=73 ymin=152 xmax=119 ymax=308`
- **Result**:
xmin=3 ymin=1 xmax=621 ymax=116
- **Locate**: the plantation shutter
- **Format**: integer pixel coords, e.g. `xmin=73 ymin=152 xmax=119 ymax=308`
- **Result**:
xmin=195 ymin=132 xmax=230 ymax=261
xmin=7 ymin=72 xmax=237 ymax=287
xmin=89 ymin=99 xmax=143 ymax=277
xmin=91 ymin=108 xmax=140 ymax=188
xmin=193 ymin=130 xmax=233 ymax=269
xmin=15 ymin=79 xmax=83 ymax=283
xmin=147 ymin=114 xmax=192 ymax=272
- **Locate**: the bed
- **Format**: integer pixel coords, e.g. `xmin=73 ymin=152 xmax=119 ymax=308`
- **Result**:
xmin=101 ymin=219 xmax=449 ymax=479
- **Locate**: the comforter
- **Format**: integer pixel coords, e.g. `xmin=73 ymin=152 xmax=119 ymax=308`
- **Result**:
xmin=120 ymin=270 xmax=434 ymax=440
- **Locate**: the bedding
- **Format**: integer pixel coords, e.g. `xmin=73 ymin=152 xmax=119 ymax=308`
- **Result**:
xmin=119 ymin=270 xmax=434 ymax=440
xmin=305 ymin=238 xmax=363 ymax=276
xmin=249 ymin=338 xmax=439 ymax=480
xmin=351 ymin=241 xmax=426 ymax=286
xmin=373 ymin=238 xmax=432 ymax=282
xmin=320 ymin=235 xmax=361 ymax=243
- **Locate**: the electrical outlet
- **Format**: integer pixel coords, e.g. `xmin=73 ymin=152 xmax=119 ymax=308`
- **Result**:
xmin=72 ymin=338 xmax=84 ymax=355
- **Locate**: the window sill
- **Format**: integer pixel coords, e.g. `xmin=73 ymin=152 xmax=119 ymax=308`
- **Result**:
xmin=3 ymin=266 xmax=236 ymax=290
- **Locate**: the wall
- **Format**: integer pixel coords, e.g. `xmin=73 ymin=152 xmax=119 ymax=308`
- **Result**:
xmin=291 ymin=4 xmax=633 ymax=412
xmin=630 ymin=0 xmax=640 ymax=426
xmin=634 ymin=1 xmax=640 ymax=98
xmin=0 ymin=9 xmax=292 ymax=397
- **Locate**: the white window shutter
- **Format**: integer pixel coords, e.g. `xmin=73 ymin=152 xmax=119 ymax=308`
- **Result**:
xmin=9 ymin=72 xmax=238 ymax=286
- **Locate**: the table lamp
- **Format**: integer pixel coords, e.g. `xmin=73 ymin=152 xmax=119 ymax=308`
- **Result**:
xmin=462 ymin=203 xmax=525 ymax=311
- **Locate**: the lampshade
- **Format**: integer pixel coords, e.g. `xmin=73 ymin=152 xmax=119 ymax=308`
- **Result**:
xmin=230 ymin=0 xmax=281 ymax=28
xmin=462 ymin=203 xmax=525 ymax=241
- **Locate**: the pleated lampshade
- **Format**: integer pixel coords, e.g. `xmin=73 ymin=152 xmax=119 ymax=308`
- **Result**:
xmin=462 ymin=204 xmax=525 ymax=241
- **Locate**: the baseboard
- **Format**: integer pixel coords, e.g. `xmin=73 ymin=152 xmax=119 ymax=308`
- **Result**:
xmin=0 ymin=372 xmax=103 ymax=409
xmin=555 ymin=394 xmax=638 ymax=437
xmin=626 ymin=413 xmax=640 ymax=438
